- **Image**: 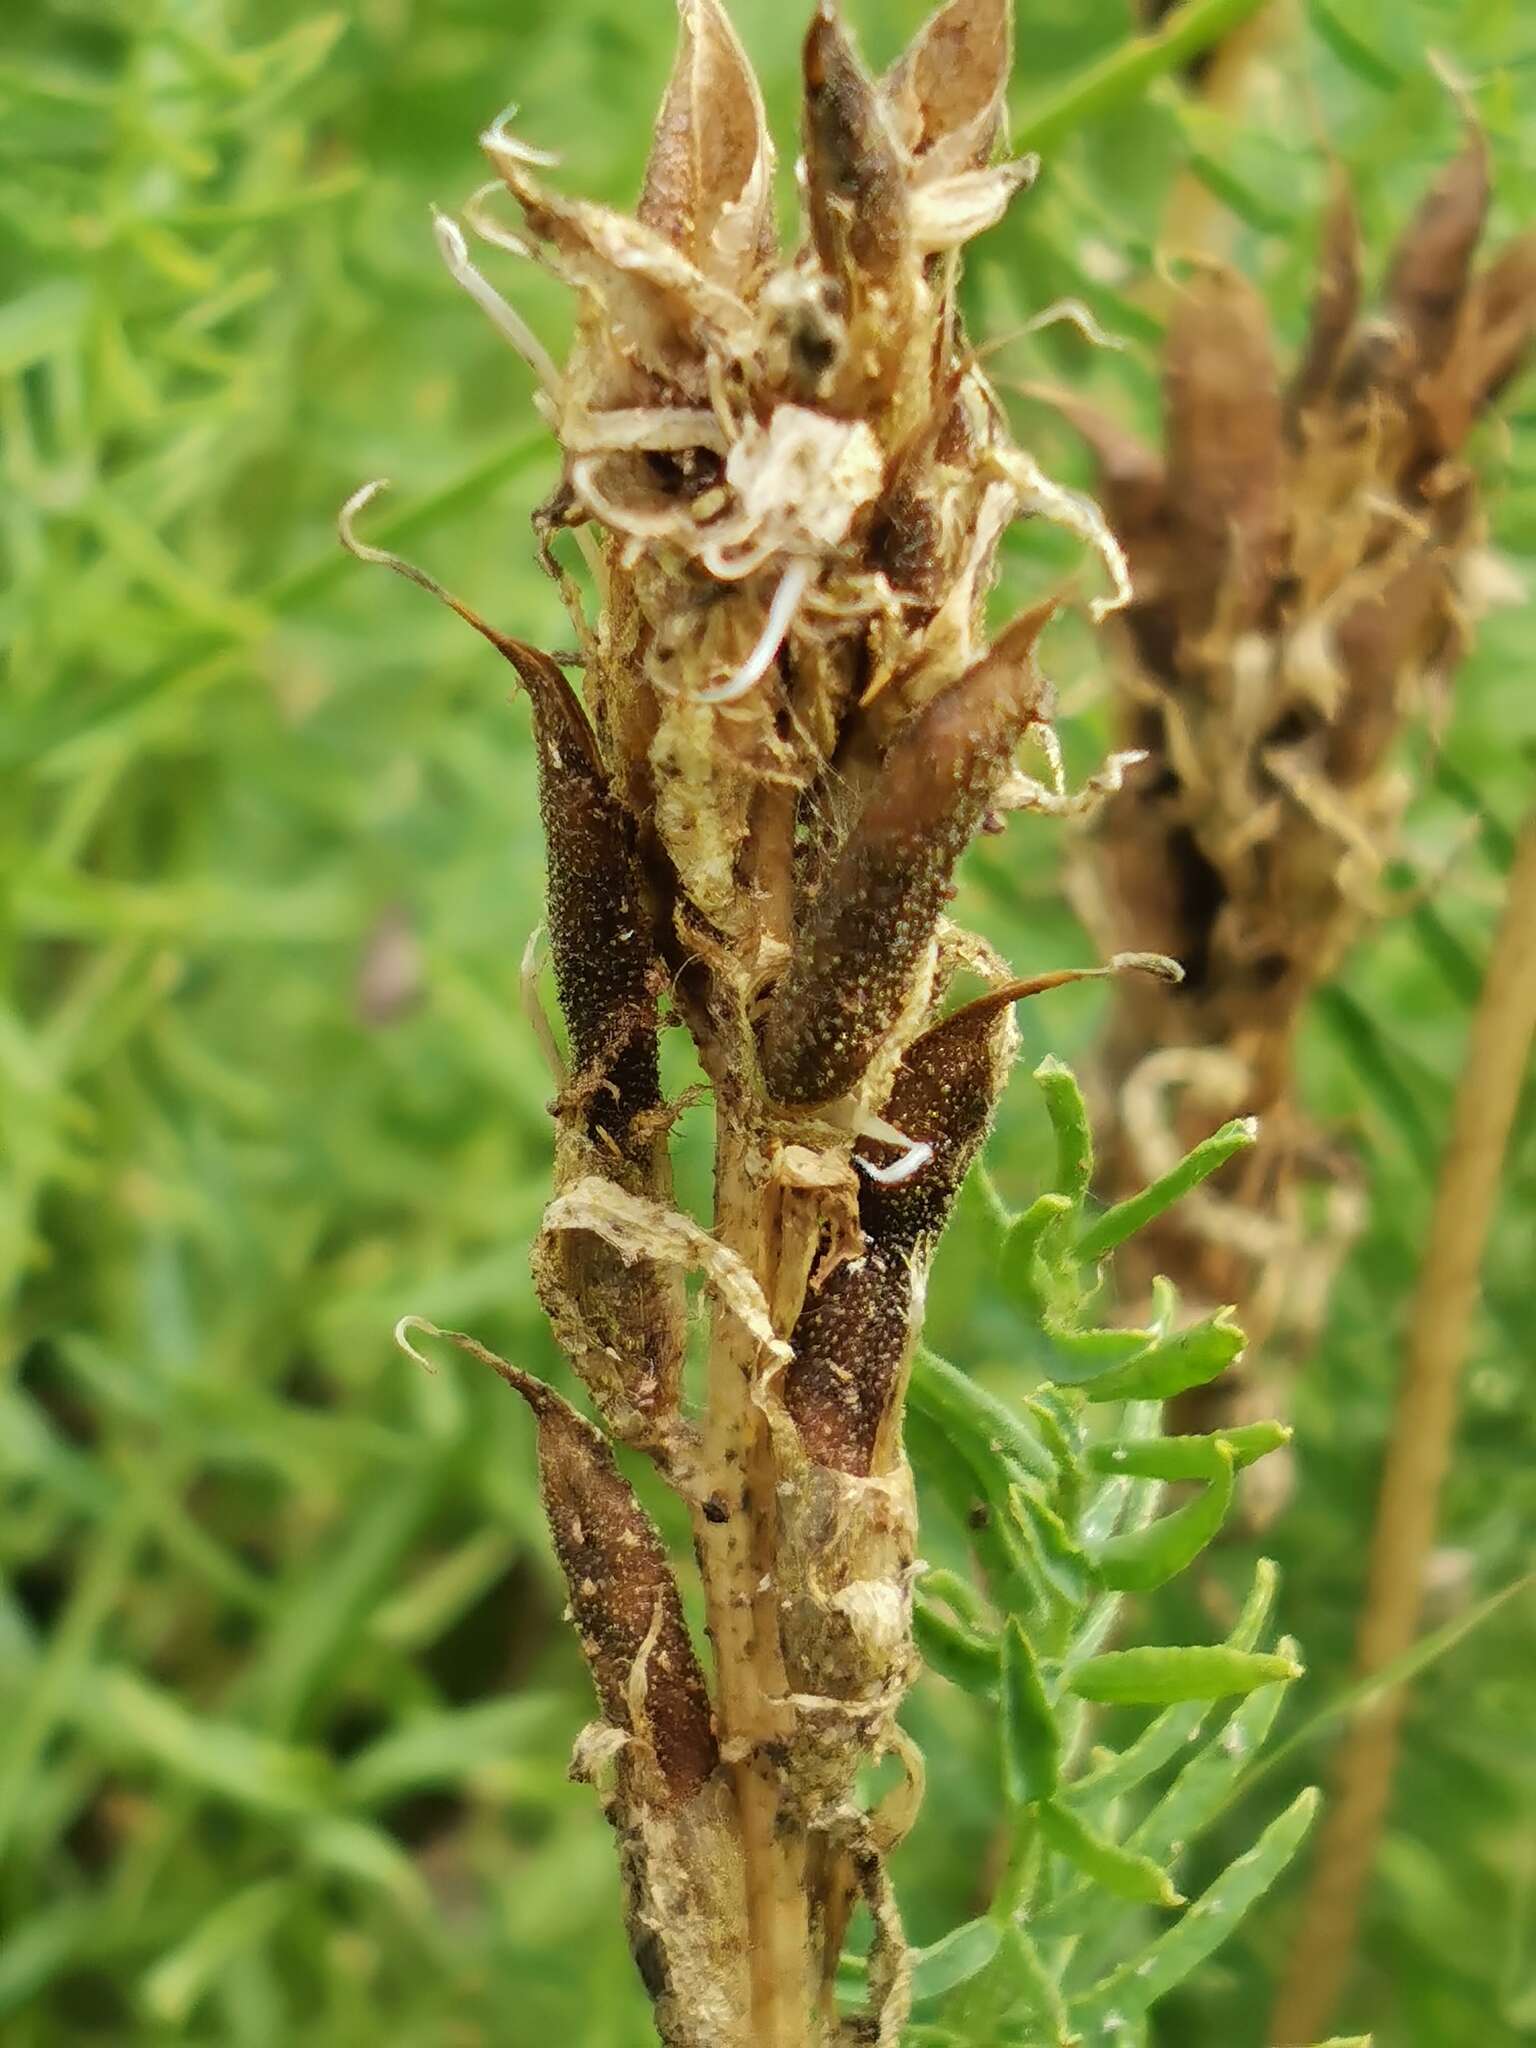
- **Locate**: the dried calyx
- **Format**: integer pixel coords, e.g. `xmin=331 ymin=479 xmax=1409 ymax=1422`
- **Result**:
xmin=1055 ymin=134 xmax=1535 ymax=1474
xmin=356 ymin=3 xmax=1141 ymax=2043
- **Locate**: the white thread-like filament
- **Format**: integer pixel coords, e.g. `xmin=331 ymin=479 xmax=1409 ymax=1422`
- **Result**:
xmin=697 ymin=558 xmax=814 ymax=705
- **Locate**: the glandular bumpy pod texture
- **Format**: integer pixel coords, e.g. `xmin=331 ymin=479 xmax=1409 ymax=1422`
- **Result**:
xmin=364 ymin=1 xmax=1135 ymax=2041
xmin=1061 ymin=140 xmax=1535 ymax=1476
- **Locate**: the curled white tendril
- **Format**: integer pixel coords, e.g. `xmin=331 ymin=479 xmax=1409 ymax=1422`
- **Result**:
xmin=697 ymin=558 xmax=816 ymax=705
xmin=479 ymin=102 xmax=560 ymax=170
xmin=431 ymin=207 xmax=562 ymax=398
xmin=853 ymin=1111 xmax=935 ymax=1187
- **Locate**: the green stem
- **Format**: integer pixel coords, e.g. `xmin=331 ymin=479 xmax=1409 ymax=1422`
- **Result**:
xmin=1013 ymin=0 xmax=1274 ymax=155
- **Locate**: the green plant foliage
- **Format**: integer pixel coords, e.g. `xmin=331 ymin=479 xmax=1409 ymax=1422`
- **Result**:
xmin=889 ymin=1063 xmax=1311 ymax=2043
xmin=3 ymin=0 xmax=1532 ymax=2043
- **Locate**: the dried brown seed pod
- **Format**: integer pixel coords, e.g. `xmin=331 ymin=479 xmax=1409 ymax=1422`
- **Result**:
xmin=802 ymin=4 xmax=911 ymax=297
xmin=639 ymin=0 xmax=777 ymax=292
xmin=403 ymin=1322 xmax=717 ymax=1806
xmin=759 ymin=603 xmax=1054 ymax=1107
xmin=786 ymin=970 xmax=1101 ymax=1473
xmin=1385 ymin=125 xmax=1490 ymax=375
xmin=884 ymin=0 xmax=1012 ymax=179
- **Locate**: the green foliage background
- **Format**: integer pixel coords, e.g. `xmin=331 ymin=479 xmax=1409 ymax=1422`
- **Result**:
xmin=2 ymin=0 xmax=1532 ymax=2041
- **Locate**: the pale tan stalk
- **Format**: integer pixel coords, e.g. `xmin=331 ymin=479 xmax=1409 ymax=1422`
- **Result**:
xmin=1270 ymin=814 xmax=1536 ymax=2044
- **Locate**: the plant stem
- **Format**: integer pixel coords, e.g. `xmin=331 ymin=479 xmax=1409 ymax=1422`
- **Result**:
xmin=700 ymin=1122 xmax=813 ymax=2047
xmin=1013 ymin=0 xmax=1274 ymax=156
xmin=1269 ymin=813 xmax=1536 ymax=2044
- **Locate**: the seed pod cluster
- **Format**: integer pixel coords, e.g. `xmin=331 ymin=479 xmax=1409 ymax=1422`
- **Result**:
xmin=1059 ymin=137 xmax=1535 ymax=1469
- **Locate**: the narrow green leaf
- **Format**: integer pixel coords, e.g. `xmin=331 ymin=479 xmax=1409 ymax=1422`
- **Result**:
xmin=1071 ymin=1561 xmax=1279 ymax=1805
xmin=1076 ymin=1119 xmax=1257 ymax=1262
xmin=910 ymin=1351 xmax=1057 ymax=1486
xmin=1073 ymin=1789 xmax=1320 ymax=2024
xmin=1010 ymin=1483 xmax=1096 ymax=1606
xmin=1069 ymin=1645 xmax=1301 ymax=1706
xmin=1001 ymin=1620 xmax=1061 ymax=1807
xmin=141 ymin=1880 xmax=292 ymax=2025
xmin=1087 ymin=1422 xmax=1288 ymax=1480
xmin=342 ymin=1696 xmax=562 ymax=1806
xmin=1132 ymin=1646 xmax=1296 ymax=1864
xmin=1000 ymin=1192 xmax=1076 ymax=1314
xmin=1092 ymin=1446 xmax=1235 ymax=1592
xmin=1014 ymin=0 xmax=1273 ymax=154
xmin=988 ymin=1922 xmax=1072 ymax=2042
xmin=76 ymin=1670 xmax=331 ymax=1815
xmin=1038 ymin=1796 xmax=1183 ymax=1908
xmin=910 ymin=1918 xmax=1004 ymax=2006
xmin=915 ymin=1594 xmax=1002 ymax=1695
xmin=1306 ymin=0 xmax=1402 ymax=88
xmin=1035 ymin=1055 xmax=1093 ymax=1206
xmin=1078 ymin=1311 xmax=1245 ymax=1403
xmin=1043 ymin=1321 xmax=1159 ymax=1379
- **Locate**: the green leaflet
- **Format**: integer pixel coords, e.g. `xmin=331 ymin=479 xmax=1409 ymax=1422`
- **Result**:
xmin=1043 ymin=1321 xmax=1160 ymax=1377
xmin=1010 ymin=1483 xmax=1096 ymax=1606
xmin=1000 ymin=1192 xmax=1076 ymax=1315
xmin=1070 ymin=1562 xmax=1278 ymax=1806
xmin=1068 ymin=1645 xmax=1302 ymax=1706
xmin=1034 ymin=1054 xmax=1094 ymax=1205
xmin=909 ymin=1918 xmax=1004 ymax=2006
xmin=915 ymin=1593 xmax=1002 ymax=1695
xmin=1076 ymin=1312 xmax=1245 ymax=1403
xmin=1091 ymin=1444 xmax=1235 ymax=1592
xmin=1072 ymin=1789 xmax=1320 ymax=2026
xmin=1086 ymin=1421 xmax=1289 ymax=1480
xmin=1001 ymin=1620 xmax=1060 ymax=1807
xmin=1037 ymin=1796 xmax=1183 ymax=1909
xmin=1075 ymin=1118 xmax=1257 ymax=1262
xmin=910 ymin=1351 xmax=1057 ymax=1486
xmin=1131 ymin=1647 xmax=1296 ymax=1865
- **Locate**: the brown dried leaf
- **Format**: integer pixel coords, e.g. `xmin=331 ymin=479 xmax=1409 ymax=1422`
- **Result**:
xmin=1384 ymin=125 xmax=1490 ymax=374
xmin=493 ymin=151 xmax=751 ymax=391
xmin=884 ymin=0 xmax=1012 ymax=179
xmin=639 ymin=0 xmax=777 ymax=290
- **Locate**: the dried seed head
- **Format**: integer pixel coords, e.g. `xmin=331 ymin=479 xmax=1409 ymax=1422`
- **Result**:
xmin=408 ymin=1324 xmax=717 ymax=1806
xmin=759 ymin=603 xmax=1054 ymax=1106
xmin=1077 ymin=134 xmax=1535 ymax=1408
